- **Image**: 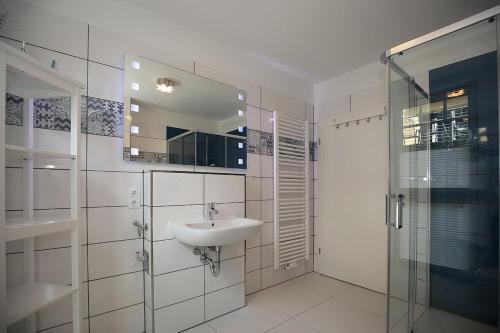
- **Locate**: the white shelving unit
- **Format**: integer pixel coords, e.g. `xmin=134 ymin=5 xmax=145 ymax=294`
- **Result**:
xmin=0 ymin=41 xmax=84 ymax=333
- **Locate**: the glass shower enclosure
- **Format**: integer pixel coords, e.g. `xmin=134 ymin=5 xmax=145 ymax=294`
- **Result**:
xmin=385 ymin=6 xmax=500 ymax=333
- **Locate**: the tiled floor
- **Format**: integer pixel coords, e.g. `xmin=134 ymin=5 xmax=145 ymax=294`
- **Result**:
xmin=184 ymin=272 xmax=388 ymax=333
xmin=182 ymin=272 xmax=497 ymax=333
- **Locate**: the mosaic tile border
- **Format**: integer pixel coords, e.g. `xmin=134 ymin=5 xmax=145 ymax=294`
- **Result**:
xmin=5 ymin=94 xmax=124 ymax=138
xmin=5 ymin=94 xmax=317 ymax=160
xmin=246 ymin=128 xmax=316 ymax=160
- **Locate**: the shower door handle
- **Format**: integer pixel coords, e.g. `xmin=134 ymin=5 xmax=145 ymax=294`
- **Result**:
xmin=391 ymin=194 xmax=404 ymax=229
xmin=385 ymin=194 xmax=389 ymax=225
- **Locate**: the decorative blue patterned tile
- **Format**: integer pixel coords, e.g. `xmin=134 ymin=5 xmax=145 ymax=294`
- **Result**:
xmin=310 ymin=141 xmax=318 ymax=161
xmin=6 ymin=93 xmax=23 ymax=126
xmin=34 ymin=97 xmax=72 ymax=131
xmin=247 ymin=129 xmax=261 ymax=154
xmin=86 ymin=96 xmax=124 ymax=137
xmin=260 ymin=131 xmax=273 ymax=156
xmin=5 ymin=94 xmax=124 ymax=138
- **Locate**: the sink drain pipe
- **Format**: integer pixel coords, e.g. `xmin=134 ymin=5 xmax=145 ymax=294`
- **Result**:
xmin=194 ymin=246 xmax=222 ymax=277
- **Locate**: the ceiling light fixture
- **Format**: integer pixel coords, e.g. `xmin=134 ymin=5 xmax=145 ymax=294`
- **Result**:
xmin=45 ymin=164 xmax=56 ymax=169
xmin=156 ymin=78 xmax=174 ymax=93
xmin=131 ymin=104 xmax=140 ymax=112
xmin=238 ymin=93 xmax=244 ymax=101
xmin=447 ymin=89 xmax=465 ymax=98
xmin=131 ymin=61 xmax=141 ymax=70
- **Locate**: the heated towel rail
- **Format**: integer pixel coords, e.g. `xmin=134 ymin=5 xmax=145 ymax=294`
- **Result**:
xmin=273 ymin=111 xmax=310 ymax=269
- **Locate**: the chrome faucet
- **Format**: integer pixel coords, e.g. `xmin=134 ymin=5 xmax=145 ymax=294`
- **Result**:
xmin=207 ymin=202 xmax=219 ymax=221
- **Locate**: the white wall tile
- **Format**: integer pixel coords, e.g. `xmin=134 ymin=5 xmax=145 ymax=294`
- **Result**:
xmin=218 ymin=241 xmax=244 ymax=261
xmin=89 ymin=272 xmax=143 ymax=316
xmin=89 ymin=26 xmax=194 ymax=72
xmin=2 ymin=2 xmax=88 ymax=58
xmin=245 ymin=177 xmax=260 ymax=201
xmin=216 ymin=202 xmax=245 ymax=218
xmin=88 ymin=62 xmax=124 ymax=102
xmin=154 ymin=266 xmax=204 ymax=309
xmin=246 ymin=271 xmax=261 ymax=295
xmin=87 ymin=136 xmax=196 ymax=173
xmin=36 ymin=247 xmax=71 ymax=284
xmin=195 ymin=63 xmax=261 ymax=108
xmin=261 ymin=201 xmax=274 ymax=223
xmin=6 ymin=253 xmax=23 ymax=288
xmin=90 ymin=303 xmax=144 ymax=333
xmin=247 ymin=106 xmax=261 ymax=131
xmin=246 ymin=154 xmax=261 ymax=178
xmin=246 ymin=247 xmax=261 ymax=272
xmin=246 ymin=200 xmax=261 ymax=221
xmin=152 ymin=205 xmax=204 ymax=241
xmin=34 ymin=169 xmax=70 ymax=209
xmin=205 ymin=174 xmax=244 ymax=203
xmin=261 ymin=261 xmax=306 ymax=289
xmin=261 ymin=244 xmax=274 ymax=269
xmin=8 ymin=247 xmax=86 ymax=286
xmin=30 ymin=320 xmax=89 ymax=333
xmin=260 ymin=178 xmax=273 ymax=200
xmin=205 ymin=283 xmax=245 ymax=320
xmin=261 ymin=223 xmax=274 ymax=245
xmin=87 ymin=171 xmax=141 ymax=207
xmin=16 ymin=44 xmax=87 ymax=92
xmin=205 ymin=257 xmax=244 ymax=293
xmin=260 ymin=155 xmax=273 ymax=178
xmin=153 ymin=239 xmax=200 ymax=275
xmin=246 ymin=231 xmax=261 ymax=250
xmin=260 ymin=109 xmax=274 ymax=134
xmin=154 ymin=296 xmax=204 ymax=333
xmin=261 ymin=88 xmax=305 ymax=120
xmin=306 ymin=257 xmax=314 ymax=273
xmin=5 ymin=167 xmax=22 ymax=210
xmin=88 ymin=207 xmax=142 ymax=244
xmin=153 ymin=172 xmax=203 ymax=206
xmin=88 ymin=239 xmax=143 ymax=280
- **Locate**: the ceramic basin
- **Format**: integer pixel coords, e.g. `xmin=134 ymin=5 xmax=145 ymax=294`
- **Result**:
xmin=169 ymin=217 xmax=263 ymax=246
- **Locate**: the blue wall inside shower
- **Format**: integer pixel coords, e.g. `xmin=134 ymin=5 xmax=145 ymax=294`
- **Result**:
xmin=428 ymin=51 xmax=499 ymax=326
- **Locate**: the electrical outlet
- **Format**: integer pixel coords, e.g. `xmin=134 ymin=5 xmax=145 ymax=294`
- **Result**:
xmin=128 ymin=187 xmax=140 ymax=209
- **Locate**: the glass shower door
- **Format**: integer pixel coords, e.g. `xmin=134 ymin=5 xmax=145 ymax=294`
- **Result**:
xmin=387 ymin=13 xmax=499 ymax=333
xmin=387 ymin=63 xmax=432 ymax=333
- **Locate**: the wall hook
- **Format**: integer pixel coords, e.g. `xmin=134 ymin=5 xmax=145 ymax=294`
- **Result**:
xmin=367 ymin=118 xmax=371 ymax=123
xmin=356 ymin=120 xmax=359 ymax=125
xmin=379 ymin=115 xmax=383 ymax=120
xmin=335 ymin=124 xmax=339 ymax=129
xmin=345 ymin=122 xmax=349 ymax=127
xmin=21 ymin=41 xmax=27 ymax=53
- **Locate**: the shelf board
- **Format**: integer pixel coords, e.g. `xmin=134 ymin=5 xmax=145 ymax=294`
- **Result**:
xmin=7 ymin=283 xmax=77 ymax=325
xmin=6 ymin=217 xmax=76 ymax=242
xmin=5 ymin=145 xmax=76 ymax=162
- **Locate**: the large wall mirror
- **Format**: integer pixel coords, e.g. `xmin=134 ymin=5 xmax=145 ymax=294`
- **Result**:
xmin=123 ymin=55 xmax=247 ymax=169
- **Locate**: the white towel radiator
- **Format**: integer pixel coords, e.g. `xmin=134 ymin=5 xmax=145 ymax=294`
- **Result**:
xmin=273 ymin=111 xmax=310 ymax=270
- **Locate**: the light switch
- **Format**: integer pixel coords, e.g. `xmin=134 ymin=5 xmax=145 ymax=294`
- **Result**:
xmin=128 ymin=187 xmax=140 ymax=209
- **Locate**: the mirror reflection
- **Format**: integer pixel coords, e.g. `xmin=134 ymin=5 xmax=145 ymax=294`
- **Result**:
xmin=123 ymin=55 xmax=247 ymax=168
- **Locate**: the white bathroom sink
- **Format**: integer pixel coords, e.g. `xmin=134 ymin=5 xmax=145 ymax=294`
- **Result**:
xmin=169 ymin=217 xmax=263 ymax=246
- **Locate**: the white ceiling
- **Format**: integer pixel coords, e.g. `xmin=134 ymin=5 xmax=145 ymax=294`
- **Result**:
xmin=119 ymin=0 xmax=498 ymax=84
